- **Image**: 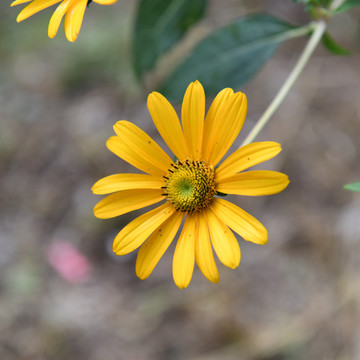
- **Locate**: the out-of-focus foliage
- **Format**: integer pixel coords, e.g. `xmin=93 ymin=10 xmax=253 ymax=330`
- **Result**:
xmin=334 ymin=0 xmax=360 ymax=13
xmin=159 ymin=15 xmax=306 ymax=100
xmin=292 ymin=0 xmax=331 ymax=6
xmin=322 ymin=32 xmax=351 ymax=55
xmin=293 ymin=0 xmax=360 ymax=14
xmin=131 ymin=0 xmax=359 ymax=100
xmin=132 ymin=0 xmax=207 ymax=78
xmin=292 ymin=0 xmax=332 ymax=12
xmin=294 ymin=0 xmax=356 ymax=57
xmin=344 ymin=182 xmax=360 ymax=193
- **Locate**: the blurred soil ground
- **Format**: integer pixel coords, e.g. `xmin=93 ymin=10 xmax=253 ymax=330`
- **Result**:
xmin=0 ymin=1 xmax=360 ymax=359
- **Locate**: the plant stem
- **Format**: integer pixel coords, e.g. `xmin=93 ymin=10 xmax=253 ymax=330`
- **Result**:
xmin=241 ymin=19 xmax=327 ymax=146
xmin=329 ymin=0 xmax=347 ymax=11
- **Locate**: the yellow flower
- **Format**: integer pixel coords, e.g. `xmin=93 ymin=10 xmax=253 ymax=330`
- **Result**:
xmin=92 ymin=81 xmax=289 ymax=289
xmin=11 ymin=0 xmax=117 ymax=42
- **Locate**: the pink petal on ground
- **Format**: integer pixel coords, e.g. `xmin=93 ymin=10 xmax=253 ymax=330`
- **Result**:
xmin=47 ymin=241 xmax=91 ymax=283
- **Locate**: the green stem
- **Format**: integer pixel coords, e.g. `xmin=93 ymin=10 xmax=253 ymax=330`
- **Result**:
xmin=241 ymin=19 xmax=327 ymax=146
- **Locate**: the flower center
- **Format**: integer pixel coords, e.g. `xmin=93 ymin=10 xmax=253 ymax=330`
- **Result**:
xmin=163 ymin=160 xmax=216 ymax=213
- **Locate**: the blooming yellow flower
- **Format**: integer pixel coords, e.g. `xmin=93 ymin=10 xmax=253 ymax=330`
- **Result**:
xmin=92 ymin=81 xmax=289 ymax=289
xmin=11 ymin=0 xmax=117 ymax=42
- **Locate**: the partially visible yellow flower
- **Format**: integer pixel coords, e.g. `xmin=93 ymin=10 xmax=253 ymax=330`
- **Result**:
xmin=92 ymin=81 xmax=290 ymax=289
xmin=11 ymin=0 xmax=117 ymax=42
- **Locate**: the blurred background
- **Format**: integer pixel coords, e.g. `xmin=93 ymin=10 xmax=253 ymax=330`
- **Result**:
xmin=1 ymin=0 xmax=360 ymax=359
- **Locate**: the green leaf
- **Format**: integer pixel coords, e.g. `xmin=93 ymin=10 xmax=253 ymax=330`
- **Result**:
xmin=159 ymin=14 xmax=311 ymax=100
xmin=344 ymin=182 xmax=360 ymax=193
xmin=334 ymin=0 xmax=360 ymax=13
xmin=322 ymin=32 xmax=351 ymax=55
xmin=292 ymin=0 xmax=329 ymax=6
xmin=216 ymin=192 xmax=228 ymax=197
xmin=132 ymin=0 xmax=207 ymax=78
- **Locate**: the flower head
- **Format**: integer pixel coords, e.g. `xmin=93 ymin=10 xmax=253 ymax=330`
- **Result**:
xmin=92 ymin=81 xmax=289 ymax=289
xmin=11 ymin=0 xmax=117 ymax=42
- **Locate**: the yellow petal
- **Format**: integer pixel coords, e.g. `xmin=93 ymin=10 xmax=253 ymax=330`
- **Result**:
xmin=202 ymin=87 xmax=234 ymax=159
xmin=93 ymin=0 xmax=118 ymax=4
xmin=112 ymin=121 xmax=172 ymax=176
xmin=195 ymin=213 xmax=219 ymax=283
xmin=147 ymin=92 xmax=190 ymax=160
xmin=92 ymin=174 xmax=163 ymax=195
xmin=206 ymin=92 xmax=247 ymax=166
xmin=211 ymin=198 xmax=268 ymax=245
xmin=205 ymin=208 xmax=240 ymax=269
xmin=136 ymin=212 xmax=183 ymax=280
xmin=216 ymin=142 xmax=282 ymax=181
xmin=64 ymin=0 xmax=87 ymax=42
xmin=172 ymin=215 xmax=196 ymax=289
xmin=16 ymin=0 xmax=61 ymax=22
xmin=94 ymin=189 xmax=164 ymax=219
xmin=181 ymin=81 xmax=205 ymax=159
xmin=11 ymin=0 xmax=32 ymax=7
xmin=113 ymin=203 xmax=175 ymax=255
xmin=216 ymin=171 xmax=290 ymax=196
xmin=107 ymin=137 xmax=162 ymax=177
xmin=48 ymin=0 xmax=71 ymax=38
